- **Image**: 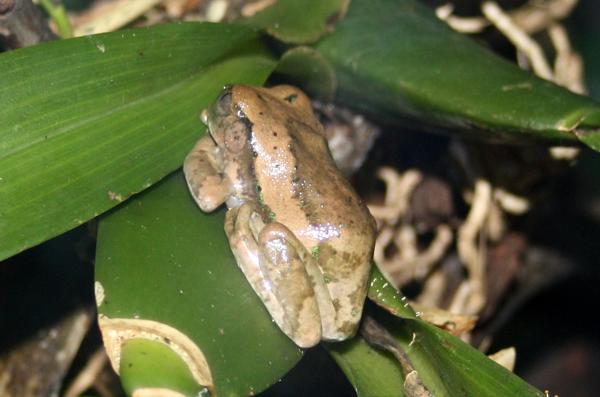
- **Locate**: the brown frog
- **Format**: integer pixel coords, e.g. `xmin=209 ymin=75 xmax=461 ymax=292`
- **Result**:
xmin=183 ymin=85 xmax=376 ymax=348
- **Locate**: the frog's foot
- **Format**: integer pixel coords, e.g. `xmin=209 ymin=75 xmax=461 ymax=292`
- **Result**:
xmin=258 ymin=223 xmax=326 ymax=347
xmin=225 ymin=204 xmax=322 ymax=348
xmin=184 ymin=135 xmax=230 ymax=212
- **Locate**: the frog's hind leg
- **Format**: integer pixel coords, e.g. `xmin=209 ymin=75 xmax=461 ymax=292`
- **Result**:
xmin=225 ymin=204 xmax=323 ymax=348
xmin=224 ymin=205 xmax=285 ymax=332
xmin=259 ymin=223 xmax=336 ymax=348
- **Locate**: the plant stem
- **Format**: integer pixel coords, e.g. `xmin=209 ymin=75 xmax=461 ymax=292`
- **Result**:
xmin=37 ymin=0 xmax=73 ymax=38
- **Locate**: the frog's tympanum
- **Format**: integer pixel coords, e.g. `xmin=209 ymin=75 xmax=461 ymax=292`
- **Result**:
xmin=184 ymin=85 xmax=376 ymax=348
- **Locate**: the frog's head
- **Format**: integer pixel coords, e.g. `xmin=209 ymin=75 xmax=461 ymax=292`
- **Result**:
xmin=201 ymin=85 xmax=249 ymax=154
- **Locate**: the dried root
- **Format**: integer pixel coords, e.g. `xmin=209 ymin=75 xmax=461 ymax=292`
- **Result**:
xmin=437 ymin=0 xmax=585 ymax=160
xmin=369 ymin=168 xmax=454 ymax=288
xmin=371 ymin=0 xmax=586 ymax=342
xmin=370 ymin=157 xmax=535 ymax=314
xmin=437 ymin=0 xmax=585 ymax=95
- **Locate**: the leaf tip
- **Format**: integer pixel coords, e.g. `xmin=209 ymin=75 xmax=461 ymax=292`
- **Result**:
xmin=562 ymin=108 xmax=600 ymax=151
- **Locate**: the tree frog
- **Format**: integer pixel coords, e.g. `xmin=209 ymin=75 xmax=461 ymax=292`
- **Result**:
xmin=183 ymin=85 xmax=376 ymax=348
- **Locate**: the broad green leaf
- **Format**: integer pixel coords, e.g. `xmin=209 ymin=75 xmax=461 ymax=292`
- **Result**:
xmin=336 ymin=267 xmax=538 ymax=397
xmin=366 ymin=278 xmax=543 ymax=397
xmin=365 ymin=267 xmax=542 ymax=396
xmin=0 ymin=22 xmax=276 ymax=261
xmin=376 ymin=314 xmax=544 ymax=397
xmin=242 ymin=0 xmax=349 ymax=44
xmin=95 ymin=172 xmax=302 ymax=396
xmin=327 ymin=338 xmax=406 ymax=397
xmin=276 ymin=0 xmax=600 ymax=150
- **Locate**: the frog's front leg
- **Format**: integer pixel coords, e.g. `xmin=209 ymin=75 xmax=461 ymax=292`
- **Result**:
xmin=183 ymin=135 xmax=230 ymax=212
xmin=225 ymin=204 xmax=333 ymax=348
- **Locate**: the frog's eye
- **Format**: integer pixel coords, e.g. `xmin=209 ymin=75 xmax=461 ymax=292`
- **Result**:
xmin=214 ymin=88 xmax=233 ymax=117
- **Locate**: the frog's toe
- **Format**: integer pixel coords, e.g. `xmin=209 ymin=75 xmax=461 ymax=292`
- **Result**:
xmin=290 ymin=318 xmax=321 ymax=348
xmin=190 ymin=181 xmax=229 ymax=212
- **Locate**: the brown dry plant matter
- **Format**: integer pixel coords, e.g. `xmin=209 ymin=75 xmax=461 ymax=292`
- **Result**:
xmin=371 ymin=0 xmax=586 ymax=341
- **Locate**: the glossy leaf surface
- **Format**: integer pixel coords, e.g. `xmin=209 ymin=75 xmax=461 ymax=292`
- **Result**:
xmin=328 ymin=338 xmax=406 ymax=397
xmin=96 ymin=172 xmax=302 ymax=396
xmin=377 ymin=314 xmax=545 ymax=397
xmin=298 ymin=0 xmax=600 ymax=149
xmin=120 ymin=339 xmax=205 ymax=397
xmin=0 ymin=22 xmax=275 ymax=261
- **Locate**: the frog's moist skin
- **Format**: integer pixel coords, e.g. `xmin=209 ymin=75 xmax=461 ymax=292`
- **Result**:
xmin=184 ymin=85 xmax=376 ymax=348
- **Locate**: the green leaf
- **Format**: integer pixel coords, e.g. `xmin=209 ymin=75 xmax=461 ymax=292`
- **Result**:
xmin=0 ymin=22 xmax=276 ymax=261
xmin=277 ymin=0 xmax=600 ymax=149
xmin=327 ymin=338 xmax=406 ymax=397
xmin=377 ymin=314 xmax=544 ymax=397
xmin=242 ymin=0 xmax=349 ymax=44
xmin=368 ymin=266 xmax=416 ymax=319
xmin=365 ymin=276 xmax=543 ymax=397
xmin=95 ymin=172 xmax=302 ymax=396
xmin=276 ymin=46 xmax=337 ymax=100
xmin=120 ymin=339 xmax=206 ymax=397
xmin=38 ymin=0 xmax=73 ymax=38
xmin=364 ymin=267 xmax=542 ymax=396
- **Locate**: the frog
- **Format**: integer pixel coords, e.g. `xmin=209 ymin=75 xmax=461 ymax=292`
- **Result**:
xmin=183 ymin=85 xmax=376 ymax=348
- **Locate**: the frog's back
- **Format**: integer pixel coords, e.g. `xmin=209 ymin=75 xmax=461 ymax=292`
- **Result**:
xmin=236 ymin=84 xmax=376 ymax=339
xmin=238 ymin=85 xmax=376 ymax=254
xmin=290 ymin=127 xmax=375 ymax=244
